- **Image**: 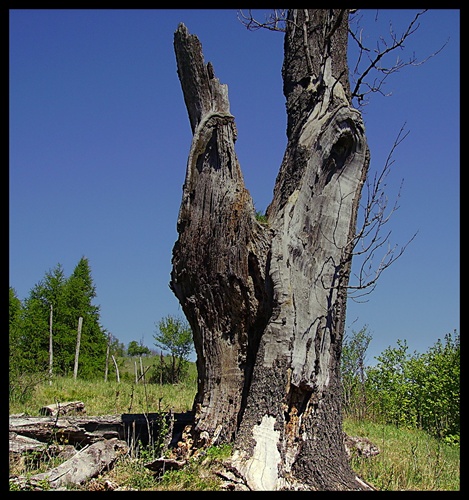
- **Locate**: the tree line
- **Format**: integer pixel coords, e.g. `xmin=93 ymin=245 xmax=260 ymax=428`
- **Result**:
xmin=9 ymin=257 xmax=114 ymax=383
xmin=341 ymin=326 xmax=460 ymax=444
xmin=9 ymin=257 xmax=195 ymax=392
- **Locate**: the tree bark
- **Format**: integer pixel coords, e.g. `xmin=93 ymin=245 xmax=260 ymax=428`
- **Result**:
xmin=170 ymin=9 xmax=371 ymax=490
xmin=171 ymin=22 xmax=271 ymax=446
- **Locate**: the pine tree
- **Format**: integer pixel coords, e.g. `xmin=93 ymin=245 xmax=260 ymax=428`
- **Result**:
xmin=64 ymin=256 xmax=107 ymax=378
xmin=16 ymin=257 xmax=107 ymax=379
xmin=9 ymin=287 xmax=24 ymax=376
xmin=21 ymin=263 xmax=68 ymax=374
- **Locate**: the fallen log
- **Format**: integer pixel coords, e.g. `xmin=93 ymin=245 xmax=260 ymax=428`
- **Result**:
xmin=9 ymin=432 xmax=47 ymax=455
xmin=9 ymin=432 xmax=77 ymax=475
xmin=9 ymin=411 xmax=196 ymax=448
xmin=10 ymin=437 xmax=129 ymax=490
xmin=9 ymin=415 xmax=123 ymax=447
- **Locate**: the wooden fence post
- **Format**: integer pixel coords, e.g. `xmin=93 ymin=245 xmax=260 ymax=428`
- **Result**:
xmin=73 ymin=317 xmax=83 ymax=380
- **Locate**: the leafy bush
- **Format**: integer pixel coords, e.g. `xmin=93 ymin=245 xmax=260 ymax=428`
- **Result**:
xmin=364 ymin=331 xmax=459 ymax=440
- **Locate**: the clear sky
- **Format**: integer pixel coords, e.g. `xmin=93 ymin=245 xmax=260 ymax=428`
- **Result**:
xmin=9 ymin=9 xmax=459 ymax=365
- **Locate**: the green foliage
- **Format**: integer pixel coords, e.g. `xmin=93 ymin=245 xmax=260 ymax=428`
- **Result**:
xmin=108 ymin=334 xmax=126 ymax=358
xmin=364 ymin=331 xmax=460 ymax=440
xmin=9 ymin=286 xmax=22 ymax=325
xmin=9 ymin=372 xmax=197 ymax=417
xmin=107 ymin=455 xmax=160 ymax=490
xmin=9 ymin=372 xmax=47 ymax=408
xmin=255 ymin=210 xmax=268 ymax=225
xmin=342 ymin=327 xmax=459 ymax=443
xmin=341 ymin=325 xmax=372 ymax=419
xmin=152 ymin=316 xmax=194 ymax=384
xmin=9 ymin=372 xmax=459 ymax=491
xmin=409 ymin=331 xmax=460 ymax=439
xmin=202 ymin=443 xmax=233 ymax=461
xmin=63 ymin=257 xmax=108 ymax=378
xmin=9 ymin=287 xmax=25 ymax=381
xmin=127 ymin=340 xmax=151 ymax=357
xmin=155 ymin=445 xmax=231 ymax=491
xmin=9 ymin=257 xmax=108 ymax=381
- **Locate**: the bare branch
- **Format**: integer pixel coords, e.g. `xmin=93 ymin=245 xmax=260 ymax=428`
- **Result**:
xmin=311 ymin=122 xmax=417 ymax=302
xmin=346 ymin=123 xmax=418 ymax=300
xmin=237 ymin=9 xmax=288 ymax=32
xmin=349 ymin=9 xmax=449 ymax=107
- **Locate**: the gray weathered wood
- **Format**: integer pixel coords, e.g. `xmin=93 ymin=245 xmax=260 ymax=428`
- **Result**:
xmin=9 ymin=432 xmax=48 ymax=455
xmin=73 ymin=316 xmax=83 ymax=380
xmin=39 ymin=400 xmax=86 ymax=417
xmin=10 ymin=438 xmax=128 ymax=490
xmin=171 ymin=22 xmax=271 ymax=446
xmin=9 ymin=415 xmax=123 ymax=445
xmin=111 ymin=354 xmax=120 ymax=383
xmin=9 ymin=412 xmax=194 ymax=448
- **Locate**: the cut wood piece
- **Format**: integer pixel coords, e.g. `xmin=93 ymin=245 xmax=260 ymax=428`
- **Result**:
xmin=344 ymin=434 xmax=380 ymax=458
xmin=9 ymin=432 xmax=78 ymax=458
xmin=10 ymin=438 xmax=129 ymax=490
xmin=9 ymin=432 xmax=47 ymax=455
xmin=39 ymin=401 xmax=86 ymax=417
xmin=9 ymin=432 xmax=78 ymax=473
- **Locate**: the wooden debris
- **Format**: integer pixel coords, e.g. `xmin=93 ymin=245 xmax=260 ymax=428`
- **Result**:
xmin=344 ymin=434 xmax=380 ymax=458
xmin=39 ymin=400 xmax=86 ymax=417
xmin=9 ymin=432 xmax=47 ymax=456
xmin=144 ymin=457 xmax=187 ymax=472
xmin=9 ymin=411 xmax=197 ymax=490
xmin=9 ymin=415 xmax=123 ymax=446
xmin=10 ymin=437 xmax=129 ymax=490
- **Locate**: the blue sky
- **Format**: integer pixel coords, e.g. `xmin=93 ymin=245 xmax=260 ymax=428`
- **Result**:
xmin=9 ymin=9 xmax=459 ymax=365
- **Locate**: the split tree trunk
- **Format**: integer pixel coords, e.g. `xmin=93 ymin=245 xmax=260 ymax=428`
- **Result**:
xmin=170 ymin=9 xmax=371 ymax=490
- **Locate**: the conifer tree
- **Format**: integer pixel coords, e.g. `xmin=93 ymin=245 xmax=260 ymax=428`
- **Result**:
xmin=21 ymin=263 xmax=68 ymax=374
xmin=16 ymin=257 xmax=107 ymax=379
xmin=64 ymin=256 xmax=107 ymax=378
xmin=9 ymin=287 xmax=24 ymax=376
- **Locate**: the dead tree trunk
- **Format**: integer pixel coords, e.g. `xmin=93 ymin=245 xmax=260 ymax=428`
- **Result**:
xmin=170 ymin=9 xmax=371 ymax=490
xmin=73 ymin=317 xmax=83 ymax=380
xmin=49 ymin=304 xmax=53 ymax=385
xmin=104 ymin=333 xmax=111 ymax=382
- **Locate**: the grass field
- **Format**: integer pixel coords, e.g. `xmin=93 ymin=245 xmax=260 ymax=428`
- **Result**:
xmin=9 ymin=361 xmax=460 ymax=491
xmin=343 ymin=419 xmax=459 ymax=491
